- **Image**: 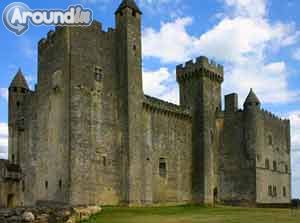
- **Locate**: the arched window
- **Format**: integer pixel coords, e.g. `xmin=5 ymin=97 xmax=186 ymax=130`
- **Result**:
xmin=265 ymin=159 xmax=270 ymax=169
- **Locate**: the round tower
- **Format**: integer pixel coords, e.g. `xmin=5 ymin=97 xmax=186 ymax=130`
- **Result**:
xmin=8 ymin=68 xmax=29 ymax=164
xmin=115 ymin=0 xmax=144 ymax=205
xmin=243 ymin=88 xmax=261 ymax=159
xmin=243 ymin=88 xmax=263 ymax=203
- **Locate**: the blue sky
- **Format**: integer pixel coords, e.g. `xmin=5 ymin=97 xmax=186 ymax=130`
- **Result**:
xmin=0 ymin=0 xmax=299 ymax=198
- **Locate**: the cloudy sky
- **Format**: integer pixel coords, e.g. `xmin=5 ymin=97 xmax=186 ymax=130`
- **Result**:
xmin=0 ymin=0 xmax=299 ymax=197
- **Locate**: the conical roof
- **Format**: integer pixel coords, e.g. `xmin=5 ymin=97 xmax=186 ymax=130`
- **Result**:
xmin=9 ymin=68 xmax=29 ymax=89
xmin=115 ymin=0 xmax=142 ymax=14
xmin=244 ymin=88 xmax=260 ymax=105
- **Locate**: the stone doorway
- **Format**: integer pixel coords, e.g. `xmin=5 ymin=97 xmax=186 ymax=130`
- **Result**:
xmin=7 ymin=194 xmax=15 ymax=208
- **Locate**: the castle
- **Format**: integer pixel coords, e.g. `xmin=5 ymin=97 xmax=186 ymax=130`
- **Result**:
xmin=0 ymin=0 xmax=291 ymax=208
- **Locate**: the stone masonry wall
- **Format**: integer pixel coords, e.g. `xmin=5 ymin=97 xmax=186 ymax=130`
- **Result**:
xmin=256 ymin=111 xmax=291 ymax=204
xmin=142 ymin=97 xmax=193 ymax=204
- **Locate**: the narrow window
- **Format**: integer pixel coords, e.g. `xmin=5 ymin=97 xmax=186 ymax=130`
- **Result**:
xmin=159 ymin=158 xmax=167 ymax=178
xmin=102 ymin=156 xmax=107 ymax=167
xmin=13 ymin=87 xmax=17 ymax=92
xmin=265 ymin=159 xmax=269 ymax=169
xmin=22 ymin=180 xmax=25 ymax=192
xmin=283 ymin=186 xmax=286 ymax=197
xmin=16 ymin=101 xmax=20 ymax=107
xmin=133 ymin=44 xmax=137 ymax=51
xmin=45 ymin=181 xmax=48 ymax=189
xmin=132 ymin=11 xmax=136 ymax=17
xmin=257 ymin=154 xmax=261 ymax=162
xmin=21 ymin=88 xmax=25 ymax=93
xmin=268 ymin=185 xmax=272 ymax=196
xmin=210 ymin=130 xmax=214 ymax=144
xmin=273 ymin=161 xmax=277 ymax=171
xmin=59 ymin=180 xmax=62 ymax=190
xmin=273 ymin=186 xmax=277 ymax=197
xmin=268 ymin=135 xmax=273 ymax=145
xmin=12 ymin=154 xmax=15 ymax=163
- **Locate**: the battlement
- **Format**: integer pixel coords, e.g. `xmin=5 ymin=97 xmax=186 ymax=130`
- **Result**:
xmin=176 ymin=56 xmax=224 ymax=83
xmin=261 ymin=109 xmax=289 ymax=124
xmin=38 ymin=20 xmax=110 ymax=50
xmin=143 ymin=95 xmax=191 ymax=119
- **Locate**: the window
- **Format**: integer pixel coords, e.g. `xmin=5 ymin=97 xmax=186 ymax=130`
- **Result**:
xmin=133 ymin=44 xmax=137 ymax=51
xmin=102 ymin=156 xmax=107 ymax=167
xmin=257 ymin=154 xmax=261 ymax=162
xmin=21 ymin=88 xmax=25 ymax=93
xmin=45 ymin=181 xmax=48 ymax=189
xmin=265 ymin=159 xmax=270 ymax=169
xmin=268 ymin=185 xmax=272 ymax=196
xmin=272 ymin=186 xmax=277 ymax=197
xmin=159 ymin=158 xmax=167 ymax=178
xmin=22 ymin=181 xmax=25 ymax=192
xmin=132 ymin=11 xmax=136 ymax=17
xmin=273 ymin=161 xmax=277 ymax=171
xmin=12 ymin=154 xmax=15 ymax=163
xmin=59 ymin=180 xmax=62 ymax=190
xmin=285 ymin=165 xmax=288 ymax=173
xmin=282 ymin=186 xmax=286 ymax=197
xmin=13 ymin=87 xmax=17 ymax=92
xmin=94 ymin=66 xmax=103 ymax=81
xmin=16 ymin=101 xmax=20 ymax=107
xmin=268 ymin=135 xmax=273 ymax=145
xmin=210 ymin=130 xmax=214 ymax=144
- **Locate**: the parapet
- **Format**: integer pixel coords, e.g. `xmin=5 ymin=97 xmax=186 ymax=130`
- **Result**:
xmin=261 ymin=109 xmax=290 ymax=124
xmin=143 ymin=95 xmax=191 ymax=119
xmin=176 ymin=56 xmax=224 ymax=83
xmin=38 ymin=20 xmax=105 ymax=51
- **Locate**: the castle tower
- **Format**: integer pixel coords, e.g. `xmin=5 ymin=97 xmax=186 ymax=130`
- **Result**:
xmin=8 ymin=69 xmax=29 ymax=164
xmin=115 ymin=0 xmax=144 ymax=205
xmin=243 ymin=89 xmax=261 ymax=161
xmin=176 ymin=56 xmax=223 ymax=204
xmin=243 ymin=88 xmax=262 ymax=203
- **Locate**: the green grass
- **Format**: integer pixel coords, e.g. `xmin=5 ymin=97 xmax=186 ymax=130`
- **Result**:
xmin=80 ymin=205 xmax=300 ymax=223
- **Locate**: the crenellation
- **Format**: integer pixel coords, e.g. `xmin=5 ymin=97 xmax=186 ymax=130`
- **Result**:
xmin=176 ymin=56 xmax=224 ymax=83
xmin=143 ymin=95 xmax=191 ymax=119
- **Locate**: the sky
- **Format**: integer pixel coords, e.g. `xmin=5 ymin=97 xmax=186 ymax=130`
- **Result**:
xmin=0 ymin=0 xmax=299 ymax=198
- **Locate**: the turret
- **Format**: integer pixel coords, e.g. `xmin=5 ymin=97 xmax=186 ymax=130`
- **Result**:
xmin=115 ymin=0 xmax=144 ymax=205
xmin=243 ymin=88 xmax=261 ymax=111
xmin=8 ymin=68 xmax=29 ymax=164
xmin=243 ymin=89 xmax=263 ymax=203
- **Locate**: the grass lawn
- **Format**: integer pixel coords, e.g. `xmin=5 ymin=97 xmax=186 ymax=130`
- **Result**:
xmin=81 ymin=205 xmax=300 ymax=223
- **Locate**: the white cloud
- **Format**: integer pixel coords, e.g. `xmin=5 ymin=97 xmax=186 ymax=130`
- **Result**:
xmin=224 ymin=0 xmax=267 ymax=18
xmin=292 ymin=48 xmax=300 ymax=61
xmin=143 ymin=17 xmax=194 ymax=63
xmin=0 ymin=88 xmax=8 ymax=101
xmin=0 ymin=123 xmax=8 ymax=160
xmin=142 ymin=0 xmax=299 ymax=104
xmin=289 ymin=111 xmax=300 ymax=148
xmin=143 ymin=68 xmax=179 ymax=104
